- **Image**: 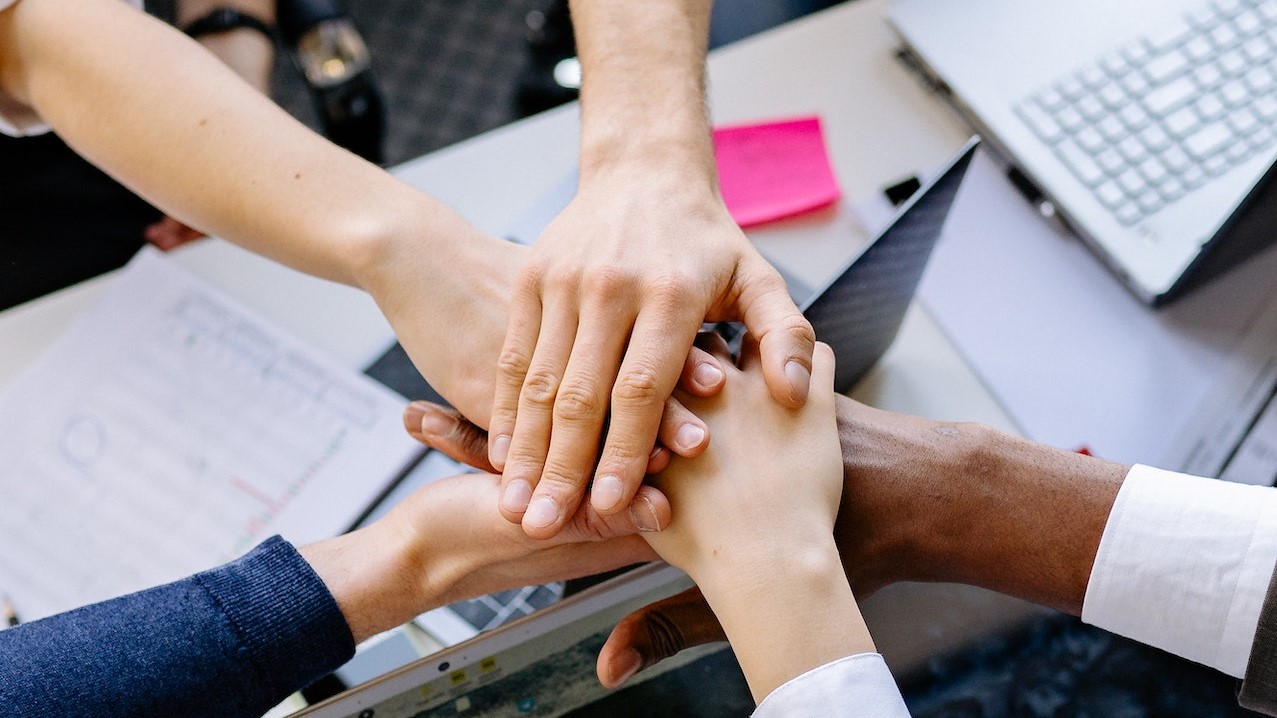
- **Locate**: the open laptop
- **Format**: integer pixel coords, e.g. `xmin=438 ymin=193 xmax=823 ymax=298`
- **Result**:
xmin=289 ymin=139 xmax=979 ymax=717
xmin=891 ymin=0 xmax=1277 ymax=306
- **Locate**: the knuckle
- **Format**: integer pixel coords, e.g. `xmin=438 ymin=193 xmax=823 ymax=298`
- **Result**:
xmin=553 ymin=380 xmax=606 ymax=424
xmin=521 ymin=368 xmax=561 ymax=406
xmin=583 ymin=266 xmax=633 ymax=301
xmin=496 ymin=346 xmax=534 ymax=380
xmin=648 ymin=272 xmax=697 ymax=307
xmin=612 ymin=362 xmax=664 ymax=406
xmin=641 ymin=611 xmax=688 ymax=660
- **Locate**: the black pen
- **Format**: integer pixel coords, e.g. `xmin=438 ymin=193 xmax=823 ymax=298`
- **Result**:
xmin=2 ymin=594 xmax=19 ymax=628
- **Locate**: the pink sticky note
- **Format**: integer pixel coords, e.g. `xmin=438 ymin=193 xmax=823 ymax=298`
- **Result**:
xmin=713 ymin=115 xmax=841 ymax=228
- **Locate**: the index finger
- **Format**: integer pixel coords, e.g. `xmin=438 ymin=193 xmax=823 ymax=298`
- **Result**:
xmin=588 ymin=304 xmax=702 ymax=515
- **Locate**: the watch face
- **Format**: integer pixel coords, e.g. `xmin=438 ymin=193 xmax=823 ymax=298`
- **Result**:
xmin=295 ymin=20 xmax=372 ymax=88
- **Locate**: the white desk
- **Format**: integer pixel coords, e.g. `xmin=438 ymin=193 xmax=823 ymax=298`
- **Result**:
xmin=0 ymin=0 xmax=1041 ymax=677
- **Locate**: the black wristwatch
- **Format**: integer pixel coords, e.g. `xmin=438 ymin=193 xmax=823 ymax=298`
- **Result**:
xmin=182 ymin=7 xmax=276 ymax=42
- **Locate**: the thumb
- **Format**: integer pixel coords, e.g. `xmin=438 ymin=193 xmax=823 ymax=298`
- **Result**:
xmin=732 ymin=256 xmax=816 ymax=409
xmin=403 ymin=400 xmax=496 ymax=473
xmin=596 ymin=587 xmax=726 ymax=689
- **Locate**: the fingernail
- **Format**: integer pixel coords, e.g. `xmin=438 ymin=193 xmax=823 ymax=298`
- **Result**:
xmin=418 ymin=407 xmax=454 ymax=438
xmin=523 ymin=496 xmax=560 ymax=530
xmin=629 ymin=496 xmax=660 ymax=532
xmin=593 ymin=474 xmax=625 ymax=512
xmin=692 ymin=361 xmax=724 ymax=389
xmin=500 ymin=480 xmax=533 ymax=514
xmin=491 ymin=435 xmax=511 ymax=467
xmin=608 ymin=648 xmax=643 ymax=687
xmin=674 ymin=423 xmax=705 ymax=452
xmin=403 ymin=402 xmax=425 ymax=434
xmin=785 ymin=360 xmax=811 ymax=404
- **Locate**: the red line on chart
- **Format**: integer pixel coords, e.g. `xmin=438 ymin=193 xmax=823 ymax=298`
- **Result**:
xmin=230 ymin=476 xmax=284 ymax=514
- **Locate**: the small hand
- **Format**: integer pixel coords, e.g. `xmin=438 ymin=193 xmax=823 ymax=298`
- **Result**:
xmin=489 ymin=175 xmax=815 ymax=540
xmin=144 ymin=215 xmax=206 ymax=250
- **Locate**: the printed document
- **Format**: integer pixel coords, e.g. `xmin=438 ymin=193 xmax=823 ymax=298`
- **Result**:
xmin=0 ymin=249 xmax=420 ymax=621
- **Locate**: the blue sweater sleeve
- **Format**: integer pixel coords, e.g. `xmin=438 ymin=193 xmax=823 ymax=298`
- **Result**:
xmin=0 ymin=536 xmax=356 ymax=717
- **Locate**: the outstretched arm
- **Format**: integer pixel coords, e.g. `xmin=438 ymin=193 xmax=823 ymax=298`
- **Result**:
xmin=0 ymin=471 xmax=667 ymax=718
xmin=0 ymin=0 xmax=519 ymax=423
xmin=488 ymin=0 xmax=816 ymax=539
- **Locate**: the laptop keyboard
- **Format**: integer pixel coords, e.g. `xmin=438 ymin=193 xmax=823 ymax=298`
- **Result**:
xmin=1015 ymin=0 xmax=1277 ymax=226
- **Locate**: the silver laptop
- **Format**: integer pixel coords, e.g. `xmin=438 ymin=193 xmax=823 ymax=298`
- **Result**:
xmin=891 ymin=0 xmax=1277 ymax=305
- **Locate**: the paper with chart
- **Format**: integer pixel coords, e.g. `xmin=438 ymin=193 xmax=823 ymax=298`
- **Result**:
xmin=0 ymin=248 xmax=420 ymax=622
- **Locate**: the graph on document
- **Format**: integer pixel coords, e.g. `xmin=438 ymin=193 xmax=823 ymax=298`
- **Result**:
xmin=0 ymin=250 xmax=417 ymax=621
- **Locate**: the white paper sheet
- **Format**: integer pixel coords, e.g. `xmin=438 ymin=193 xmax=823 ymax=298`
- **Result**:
xmin=918 ymin=150 xmax=1277 ymax=464
xmin=0 ymin=248 xmax=420 ymax=621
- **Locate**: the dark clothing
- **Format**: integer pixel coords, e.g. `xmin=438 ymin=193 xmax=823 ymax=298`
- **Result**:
xmin=0 ymin=537 xmax=354 ymax=717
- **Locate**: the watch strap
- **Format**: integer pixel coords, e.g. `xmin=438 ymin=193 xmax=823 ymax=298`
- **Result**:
xmin=182 ymin=7 xmax=276 ymax=42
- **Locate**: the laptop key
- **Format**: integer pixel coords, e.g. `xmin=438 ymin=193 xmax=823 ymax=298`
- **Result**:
xmin=1136 ymin=189 xmax=1164 ymax=214
xmin=1056 ymin=140 xmax=1107 ymax=186
xmin=1099 ymin=115 xmax=1128 ymax=142
xmin=1080 ymin=65 xmax=1107 ymax=89
xmin=1253 ymin=94 xmax=1277 ymax=120
xmin=1096 ymin=181 xmax=1127 ymax=209
xmin=1078 ymin=95 xmax=1107 ymax=121
xmin=1164 ymin=105 xmax=1201 ymax=137
xmin=1227 ymin=138 xmax=1253 ymax=161
xmin=1139 ymin=156 xmax=1171 ymax=184
xmin=1219 ymin=49 xmax=1249 ymax=75
xmin=1245 ymin=65 xmax=1276 ymax=91
xmin=1017 ymin=104 xmax=1064 ymax=143
xmin=1102 ymin=51 xmax=1132 ymax=76
xmin=1185 ymin=121 xmax=1235 ymax=158
xmin=1193 ymin=63 xmax=1225 ymax=89
xmin=1098 ymin=82 xmax=1129 ymax=109
xmin=1120 ymin=102 xmax=1152 ymax=130
xmin=1185 ymin=35 xmax=1216 ymax=61
xmin=1036 ymin=87 xmax=1066 ymax=111
xmin=1161 ymin=145 xmax=1192 ymax=173
xmin=1115 ymin=202 xmax=1144 ymax=226
xmin=1222 ymin=78 xmax=1251 ymax=105
xmin=1251 ymin=124 xmax=1275 ymax=148
xmin=1195 ymin=93 xmax=1228 ymax=121
xmin=1117 ymin=167 xmax=1149 ymax=195
xmin=1077 ymin=126 xmax=1106 ymax=153
xmin=1057 ymin=76 xmax=1086 ymax=100
xmin=1204 ymin=151 xmax=1232 ymax=175
xmin=1159 ymin=176 xmax=1188 ymax=203
xmin=1143 ymin=74 xmax=1198 ymax=114
xmin=1140 ymin=123 xmax=1174 ymax=151
xmin=1119 ymin=136 xmax=1150 ymax=163
xmin=1235 ymin=9 xmax=1264 ymax=36
xmin=1144 ymin=51 xmax=1191 ymax=84
xmin=1146 ymin=18 xmax=1193 ymax=53
xmin=1055 ymin=106 xmax=1085 ymax=132
xmin=1182 ymin=164 xmax=1208 ymax=189
xmin=1243 ymin=36 xmax=1274 ymax=63
xmin=1211 ymin=20 xmax=1241 ymax=49
xmin=1097 ymin=147 xmax=1126 ymax=174
xmin=1228 ymin=106 xmax=1260 ymax=134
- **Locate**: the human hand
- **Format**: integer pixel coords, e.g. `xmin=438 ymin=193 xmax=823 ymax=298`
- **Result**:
xmin=616 ymin=335 xmax=864 ymax=701
xmin=401 ymin=337 xmax=732 ymax=478
xmin=301 ymin=469 xmax=671 ymax=645
xmin=145 ymin=215 xmax=206 ymax=250
xmin=637 ymin=334 xmax=841 ymax=582
xmin=490 ymin=174 xmax=815 ymax=540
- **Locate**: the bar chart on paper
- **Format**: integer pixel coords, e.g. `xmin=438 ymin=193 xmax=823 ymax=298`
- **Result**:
xmin=0 ymin=249 xmax=420 ymax=622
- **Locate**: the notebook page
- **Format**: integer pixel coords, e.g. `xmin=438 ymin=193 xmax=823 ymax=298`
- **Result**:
xmin=0 ymin=248 xmax=420 ymax=621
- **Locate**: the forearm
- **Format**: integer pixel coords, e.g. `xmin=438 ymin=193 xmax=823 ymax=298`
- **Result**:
xmin=696 ymin=540 xmax=874 ymax=703
xmin=570 ymin=0 xmax=716 ymax=184
xmin=0 ymin=538 xmax=353 ymax=718
xmin=0 ymin=0 xmax=465 ymax=289
xmin=835 ymin=397 xmax=1127 ymax=614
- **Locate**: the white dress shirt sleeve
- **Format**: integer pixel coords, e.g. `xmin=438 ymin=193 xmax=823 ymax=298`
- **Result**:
xmin=753 ymin=653 xmax=911 ymax=717
xmin=1082 ymin=464 xmax=1277 ymax=677
xmin=0 ymin=0 xmax=145 ymax=137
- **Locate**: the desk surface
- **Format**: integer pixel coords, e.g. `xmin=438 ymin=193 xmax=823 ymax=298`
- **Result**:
xmin=0 ymin=0 xmax=1038 ymax=676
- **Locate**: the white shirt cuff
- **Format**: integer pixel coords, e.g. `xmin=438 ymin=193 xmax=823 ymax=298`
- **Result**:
xmin=1082 ymin=464 xmax=1277 ymax=677
xmin=753 ymin=653 xmax=911 ymax=717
